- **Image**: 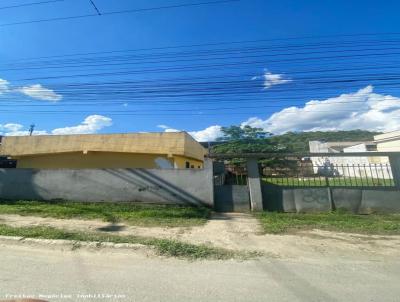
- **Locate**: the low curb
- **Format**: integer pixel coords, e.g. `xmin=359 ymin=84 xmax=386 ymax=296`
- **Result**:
xmin=0 ymin=235 xmax=148 ymax=251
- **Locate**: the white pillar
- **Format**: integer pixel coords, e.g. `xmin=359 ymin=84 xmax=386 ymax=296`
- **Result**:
xmin=246 ymin=158 xmax=264 ymax=211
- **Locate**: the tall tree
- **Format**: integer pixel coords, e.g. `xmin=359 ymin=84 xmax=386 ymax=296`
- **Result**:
xmin=217 ymin=125 xmax=271 ymax=141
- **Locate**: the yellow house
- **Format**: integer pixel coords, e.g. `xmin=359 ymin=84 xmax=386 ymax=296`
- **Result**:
xmin=0 ymin=132 xmax=206 ymax=169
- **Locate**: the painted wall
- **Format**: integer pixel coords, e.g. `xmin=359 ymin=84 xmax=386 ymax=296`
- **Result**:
xmin=173 ymin=155 xmax=203 ymax=169
xmin=0 ymin=164 xmax=214 ymax=206
xmin=15 ymin=152 xmax=175 ymax=169
xmin=14 ymin=152 xmax=204 ymax=170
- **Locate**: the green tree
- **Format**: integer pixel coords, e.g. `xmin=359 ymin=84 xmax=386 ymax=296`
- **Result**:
xmin=212 ymin=129 xmax=380 ymax=154
xmin=217 ymin=125 xmax=271 ymax=141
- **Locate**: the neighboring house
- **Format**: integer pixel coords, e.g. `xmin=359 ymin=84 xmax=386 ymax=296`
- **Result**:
xmin=308 ymin=140 xmax=377 ymax=153
xmin=308 ymin=131 xmax=400 ymax=179
xmin=374 ymin=130 xmax=400 ymax=152
xmin=0 ymin=132 xmax=206 ymax=169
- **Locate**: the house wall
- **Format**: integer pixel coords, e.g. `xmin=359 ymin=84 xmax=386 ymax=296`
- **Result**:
xmin=309 ymin=141 xmax=392 ymax=179
xmin=14 ymin=152 xmax=205 ymax=170
xmin=15 ymin=152 xmax=175 ymax=169
xmin=377 ymin=140 xmax=400 ymax=152
xmin=173 ymin=155 xmax=203 ymax=169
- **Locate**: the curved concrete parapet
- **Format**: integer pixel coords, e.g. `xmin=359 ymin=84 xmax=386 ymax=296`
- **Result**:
xmin=294 ymin=188 xmax=332 ymax=213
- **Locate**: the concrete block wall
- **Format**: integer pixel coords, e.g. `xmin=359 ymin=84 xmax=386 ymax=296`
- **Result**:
xmin=262 ymin=184 xmax=400 ymax=214
xmin=0 ymin=166 xmax=214 ymax=207
xmin=293 ymin=188 xmax=332 ymax=213
xmin=358 ymin=190 xmax=400 ymax=214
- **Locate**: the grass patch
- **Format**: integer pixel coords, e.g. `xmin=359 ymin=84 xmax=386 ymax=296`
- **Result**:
xmin=256 ymin=211 xmax=400 ymax=235
xmin=0 ymin=200 xmax=211 ymax=227
xmin=0 ymin=224 xmax=237 ymax=260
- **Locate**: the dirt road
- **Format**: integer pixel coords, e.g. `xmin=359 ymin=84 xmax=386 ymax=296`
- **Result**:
xmin=1 ymin=213 xmax=399 ymax=260
xmin=0 ymin=242 xmax=399 ymax=302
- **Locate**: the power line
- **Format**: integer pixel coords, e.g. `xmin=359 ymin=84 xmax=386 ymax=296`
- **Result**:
xmin=88 ymin=0 xmax=101 ymax=15
xmin=4 ymin=36 xmax=400 ymax=65
xmin=3 ymin=45 xmax=400 ymax=72
xmin=0 ymin=0 xmax=240 ymax=27
xmin=9 ymin=53 xmax=400 ymax=83
xmin=2 ymin=78 xmax=400 ymax=108
xmin=0 ymin=0 xmax=64 ymax=11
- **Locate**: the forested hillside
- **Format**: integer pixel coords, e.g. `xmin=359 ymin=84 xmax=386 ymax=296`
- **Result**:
xmin=211 ymin=129 xmax=379 ymax=154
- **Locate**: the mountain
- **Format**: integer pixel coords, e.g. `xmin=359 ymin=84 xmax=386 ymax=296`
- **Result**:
xmin=211 ymin=130 xmax=380 ymax=154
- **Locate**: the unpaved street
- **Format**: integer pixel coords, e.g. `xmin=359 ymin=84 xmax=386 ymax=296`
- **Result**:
xmin=0 ymin=242 xmax=399 ymax=302
xmin=1 ymin=213 xmax=399 ymax=302
xmin=1 ymin=213 xmax=400 ymax=259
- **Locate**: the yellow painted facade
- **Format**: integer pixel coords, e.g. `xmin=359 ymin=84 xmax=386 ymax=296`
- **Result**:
xmin=0 ymin=132 xmax=206 ymax=169
xmin=173 ymin=155 xmax=204 ymax=169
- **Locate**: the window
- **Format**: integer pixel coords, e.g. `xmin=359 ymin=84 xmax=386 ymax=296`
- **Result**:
xmin=185 ymin=161 xmax=190 ymax=169
xmin=191 ymin=165 xmax=194 ymax=169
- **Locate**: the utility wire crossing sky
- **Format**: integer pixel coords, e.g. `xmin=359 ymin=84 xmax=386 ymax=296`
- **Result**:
xmin=0 ymin=0 xmax=399 ymax=141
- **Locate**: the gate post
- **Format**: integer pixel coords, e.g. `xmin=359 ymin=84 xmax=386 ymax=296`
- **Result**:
xmin=204 ymin=158 xmax=215 ymax=207
xmin=389 ymin=154 xmax=400 ymax=189
xmin=246 ymin=158 xmax=264 ymax=211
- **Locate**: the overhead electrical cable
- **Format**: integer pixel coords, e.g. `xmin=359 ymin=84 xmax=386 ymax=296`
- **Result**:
xmin=0 ymin=0 xmax=240 ymax=27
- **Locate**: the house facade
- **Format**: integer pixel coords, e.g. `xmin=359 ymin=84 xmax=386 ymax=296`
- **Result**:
xmin=0 ymin=132 xmax=206 ymax=169
xmin=308 ymin=131 xmax=400 ymax=179
xmin=374 ymin=130 xmax=400 ymax=152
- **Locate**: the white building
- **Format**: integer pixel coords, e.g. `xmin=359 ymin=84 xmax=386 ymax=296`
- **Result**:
xmin=374 ymin=130 xmax=400 ymax=152
xmin=309 ymin=131 xmax=400 ymax=179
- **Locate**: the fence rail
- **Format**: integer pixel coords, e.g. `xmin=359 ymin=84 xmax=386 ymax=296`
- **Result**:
xmin=262 ymin=163 xmax=394 ymax=187
xmin=213 ymin=153 xmax=398 ymax=188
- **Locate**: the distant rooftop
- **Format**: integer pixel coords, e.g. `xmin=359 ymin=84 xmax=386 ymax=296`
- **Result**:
xmin=374 ymin=130 xmax=400 ymax=142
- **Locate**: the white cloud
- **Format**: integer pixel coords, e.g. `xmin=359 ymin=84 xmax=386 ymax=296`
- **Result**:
xmin=5 ymin=130 xmax=48 ymax=136
xmin=157 ymin=125 xmax=169 ymax=130
xmin=263 ymin=72 xmax=292 ymax=89
xmin=0 ymin=123 xmax=23 ymax=133
xmin=157 ymin=124 xmax=180 ymax=133
xmin=1 ymin=115 xmax=112 ymax=137
xmin=0 ymin=79 xmax=10 ymax=94
xmin=18 ymin=84 xmax=62 ymax=102
xmin=242 ymin=85 xmax=400 ymax=134
xmin=189 ymin=125 xmax=223 ymax=142
xmin=0 ymin=123 xmax=48 ymax=136
xmin=157 ymin=124 xmax=222 ymax=141
xmin=0 ymin=76 xmax=62 ymax=101
xmin=52 ymin=115 xmax=112 ymax=135
xmin=164 ymin=128 xmax=180 ymax=133
xmin=253 ymin=72 xmax=292 ymax=89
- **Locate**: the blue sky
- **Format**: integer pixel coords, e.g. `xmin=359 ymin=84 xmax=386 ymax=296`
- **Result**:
xmin=1 ymin=0 xmax=400 ymax=140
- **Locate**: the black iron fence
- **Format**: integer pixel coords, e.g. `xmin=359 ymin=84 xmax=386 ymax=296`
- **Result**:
xmin=214 ymin=162 xmax=248 ymax=186
xmin=262 ymin=162 xmax=394 ymax=187
xmin=211 ymin=152 xmax=397 ymax=188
